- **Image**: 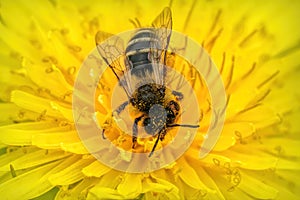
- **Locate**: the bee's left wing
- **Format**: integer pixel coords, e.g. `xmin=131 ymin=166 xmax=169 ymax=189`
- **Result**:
xmin=95 ymin=31 xmax=132 ymax=97
xmin=150 ymin=7 xmax=172 ymax=85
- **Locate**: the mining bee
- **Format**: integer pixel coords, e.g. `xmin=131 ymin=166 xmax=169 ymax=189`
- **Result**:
xmin=95 ymin=7 xmax=199 ymax=157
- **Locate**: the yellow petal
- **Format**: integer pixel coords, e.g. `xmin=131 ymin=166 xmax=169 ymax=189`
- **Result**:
xmin=32 ymin=130 xmax=81 ymax=149
xmin=144 ymin=176 xmax=180 ymax=200
xmin=49 ymin=155 xmax=94 ymax=185
xmin=60 ymin=141 xmax=89 ymax=154
xmin=221 ymin=148 xmax=278 ymax=170
xmin=117 ymin=174 xmax=142 ymax=198
xmin=82 ymin=160 xmax=111 ymax=177
xmin=0 ymin=160 xmax=60 ymax=200
xmin=0 ymin=122 xmax=71 ymax=145
xmin=212 ymin=134 xmax=236 ymax=152
xmin=176 ymin=157 xmax=212 ymax=191
xmin=0 ymin=149 xmax=70 ymax=171
xmin=0 ymin=146 xmax=37 ymax=168
xmin=231 ymin=104 xmax=281 ymax=129
xmin=213 ymin=122 xmax=255 ymax=151
xmin=87 ymin=187 xmax=124 ymax=200
xmin=0 ymin=103 xmax=22 ymax=125
xmin=22 ymin=59 xmax=74 ymax=99
xmin=239 ymin=171 xmax=278 ymax=199
xmin=186 ymin=162 xmax=226 ymax=200
xmin=10 ymin=90 xmax=65 ymax=118
xmin=55 ymin=178 xmax=99 ymax=200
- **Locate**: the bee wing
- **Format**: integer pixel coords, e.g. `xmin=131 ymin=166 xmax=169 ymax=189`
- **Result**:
xmin=95 ymin=31 xmax=132 ymax=97
xmin=151 ymin=7 xmax=172 ymax=45
xmin=150 ymin=7 xmax=172 ymax=85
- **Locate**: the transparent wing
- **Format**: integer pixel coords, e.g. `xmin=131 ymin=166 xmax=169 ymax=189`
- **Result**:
xmin=151 ymin=7 xmax=172 ymax=48
xmin=95 ymin=31 xmax=132 ymax=96
xmin=149 ymin=7 xmax=172 ymax=85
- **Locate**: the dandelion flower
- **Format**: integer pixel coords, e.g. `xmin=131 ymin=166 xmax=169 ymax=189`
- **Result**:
xmin=0 ymin=0 xmax=300 ymax=200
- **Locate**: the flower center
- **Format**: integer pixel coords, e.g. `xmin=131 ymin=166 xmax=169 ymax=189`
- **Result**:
xmin=94 ymin=53 xmax=211 ymax=154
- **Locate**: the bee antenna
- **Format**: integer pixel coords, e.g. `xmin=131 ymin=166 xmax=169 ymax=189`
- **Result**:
xmin=129 ymin=18 xmax=138 ymax=28
xmin=149 ymin=128 xmax=164 ymax=157
xmin=167 ymin=124 xmax=199 ymax=128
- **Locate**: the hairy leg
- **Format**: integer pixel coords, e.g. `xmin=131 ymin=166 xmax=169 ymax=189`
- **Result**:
xmin=132 ymin=115 xmax=144 ymax=148
xmin=172 ymin=90 xmax=184 ymax=101
xmin=102 ymin=101 xmax=129 ymax=139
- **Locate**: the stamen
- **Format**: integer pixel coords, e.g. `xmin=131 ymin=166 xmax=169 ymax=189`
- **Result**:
xmin=225 ymin=55 xmax=235 ymax=90
xmin=42 ymin=56 xmax=58 ymax=64
xmin=18 ymin=110 xmax=25 ymax=119
xmin=134 ymin=18 xmax=141 ymax=27
xmin=256 ymin=89 xmax=271 ymax=103
xmin=220 ymin=52 xmax=226 ymax=74
xmin=10 ymin=164 xmax=17 ymax=178
xmin=30 ymin=39 xmax=43 ymax=50
xmin=0 ymin=13 xmax=6 ymax=26
xmin=213 ymin=158 xmax=220 ymax=166
xmin=220 ymin=94 xmax=230 ymax=116
xmin=182 ymin=0 xmax=198 ymax=32
xmin=48 ymin=0 xmax=57 ymax=7
xmin=237 ymin=103 xmax=261 ymax=115
xmin=36 ymin=109 xmax=47 ymax=121
xmin=211 ymin=109 xmax=219 ymax=129
xmin=45 ymin=67 xmax=54 ymax=73
xmin=68 ymin=45 xmax=82 ymax=53
xmin=205 ymin=28 xmax=223 ymax=53
xmin=129 ymin=18 xmax=138 ymax=28
xmin=67 ymin=66 xmax=76 ymax=75
xmin=203 ymin=58 xmax=212 ymax=78
xmin=273 ymin=39 xmax=300 ymax=58
xmin=89 ymin=17 xmax=100 ymax=34
xmin=10 ymin=51 xmax=22 ymax=61
xmin=223 ymin=162 xmax=230 ymax=169
xmin=196 ymin=190 xmax=207 ymax=198
xmin=10 ymin=68 xmax=26 ymax=77
xmin=60 ymin=28 xmax=69 ymax=36
xmin=257 ymin=70 xmax=280 ymax=89
xmin=208 ymin=10 xmax=222 ymax=35
xmin=205 ymin=98 xmax=212 ymax=113
xmin=241 ymin=62 xmax=256 ymax=80
xmin=234 ymin=130 xmax=245 ymax=144
xmin=239 ymin=29 xmax=258 ymax=48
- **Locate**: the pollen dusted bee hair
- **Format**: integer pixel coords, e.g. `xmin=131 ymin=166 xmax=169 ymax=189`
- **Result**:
xmin=95 ymin=7 xmax=199 ymax=157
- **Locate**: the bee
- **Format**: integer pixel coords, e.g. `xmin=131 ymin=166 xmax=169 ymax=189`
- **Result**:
xmin=95 ymin=7 xmax=199 ymax=157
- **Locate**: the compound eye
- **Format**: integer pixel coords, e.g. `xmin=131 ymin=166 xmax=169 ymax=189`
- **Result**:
xmin=168 ymin=100 xmax=180 ymax=111
xmin=143 ymin=117 xmax=151 ymax=127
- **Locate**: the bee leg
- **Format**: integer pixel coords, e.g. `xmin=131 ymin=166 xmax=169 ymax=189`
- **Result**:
xmin=132 ymin=115 xmax=144 ymax=149
xmin=159 ymin=130 xmax=167 ymax=141
xmin=102 ymin=129 xmax=106 ymax=139
xmin=149 ymin=127 xmax=166 ymax=157
xmin=172 ymin=90 xmax=184 ymax=101
xmin=115 ymin=101 xmax=129 ymax=115
xmin=102 ymin=101 xmax=129 ymax=140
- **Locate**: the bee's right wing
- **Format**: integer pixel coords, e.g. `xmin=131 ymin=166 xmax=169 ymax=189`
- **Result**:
xmin=149 ymin=7 xmax=172 ymax=85
xmin=151 ymin=7 xmax=172 ymax=50
xmin=95 ymin=31 xmax=132 ymax=97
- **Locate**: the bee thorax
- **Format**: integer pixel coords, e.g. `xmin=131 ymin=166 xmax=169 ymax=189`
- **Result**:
xmin=130 ymin=83 xmax=165 ymax=112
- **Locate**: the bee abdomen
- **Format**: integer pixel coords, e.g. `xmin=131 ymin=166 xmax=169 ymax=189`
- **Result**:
xmin=125 ymin=29 xmax=161 ymax=68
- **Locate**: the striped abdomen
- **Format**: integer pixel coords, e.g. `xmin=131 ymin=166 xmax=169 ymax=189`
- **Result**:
xmin=125 ymin=28 xmax=161 ymax=77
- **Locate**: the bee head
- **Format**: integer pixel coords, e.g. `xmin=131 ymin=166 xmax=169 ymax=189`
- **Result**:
xmin=143 ymin=100 xmax=180 ymax=135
